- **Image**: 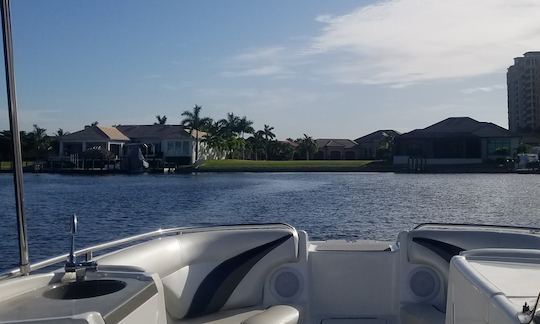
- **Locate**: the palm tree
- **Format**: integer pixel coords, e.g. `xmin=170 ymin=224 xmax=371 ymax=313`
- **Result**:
xmin=51 ymin=129 xmax=69 ymax=155
xmin=376 ymin=132 xmax=396 ymax=160
xmin=201 ymin=120 xmax=226 ymax=158
xmin=27 ymin=124 xmax=50 ymax=159
xmin=262 ymin=124 xmax=275 ymax=141
xmin=237 ymin=117 xmax=254 ymax=159
xmin=56 ymin=128 xmax=69 ymax=137
xmin=296 ymin=134 xmax=317 ymax=160
xmin=219 ymin=113 xmax=241 ymax=136
xmin=261 ymin=124 xmax=275 ymax=160
xmin=238 ymin=117 xmax=254 ymax=138
xmin=247 ymin=131 xmax=266 ymax=160
xmin=181 ymin=105 xmax=212 ymax=161
xmin=155 ymin=115 xmax=167 ymax=125
xmin=202 ymin=132 xmax=225 ymax=159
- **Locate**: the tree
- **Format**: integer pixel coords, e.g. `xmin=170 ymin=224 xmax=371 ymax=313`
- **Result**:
xmin=238 ymin=117 xmax=254 ymax=138
xmin=296 ymin=134 xmax=317 ymax=160
xmin=56 ymin=128 xmax=69 ymax=137
xmin=246 ymin=132 xmax=266 ymax=160
xmin=268 ymin=141 xmax=294 ymax=160
xmin=237 ymin=117 xmax=254 ymax=159
xmin=181 ymin=105 xmax=212 ymax=161
xmin=260 ymin=124 xmax=276 ymax=160
xmin=201 ymin=120 xmax=227 ymax=159
xmin=376 ymin=132 xmax=397 ymax=160
xmin=0 ymin=130 xmax=12 ymax=161
xmin=27 ymin=124 xmax=50 ymax=159
xmin=51 ymin=129 xmax=69 ymax=155
xmin=90 ymin=121 xmax=99 ymax=126
xmin=262 ymin=124 xmax=275 ymax=141
xmin=155 ymin=115 xmax=167 ymax=125
xmin=219 ymin=113 xmax=241 ymax=136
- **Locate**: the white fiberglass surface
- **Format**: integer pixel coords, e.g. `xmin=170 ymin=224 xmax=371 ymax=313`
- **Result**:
xmin=469 ymin=260 xmax=540 ymax=297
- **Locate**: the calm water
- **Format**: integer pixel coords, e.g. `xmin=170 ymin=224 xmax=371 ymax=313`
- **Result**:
xmin=1 ymin=172 xmax=540 ymax=272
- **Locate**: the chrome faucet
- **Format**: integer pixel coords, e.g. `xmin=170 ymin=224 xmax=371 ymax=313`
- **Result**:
xmin=65 ymin=214 xmax=96 ymax=280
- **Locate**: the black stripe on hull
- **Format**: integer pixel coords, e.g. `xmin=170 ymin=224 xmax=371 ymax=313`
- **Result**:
xmin=412 ymin=237 xmax=465 ymax=262
xmin=186 ymin=233 xmax=292 ymax=318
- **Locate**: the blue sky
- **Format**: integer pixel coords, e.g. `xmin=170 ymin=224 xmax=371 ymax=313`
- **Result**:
xmin=0 ymin=0 xmax=539 ymax=139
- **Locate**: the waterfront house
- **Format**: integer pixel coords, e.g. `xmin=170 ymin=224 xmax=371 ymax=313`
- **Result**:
xmin=116 ymin=125 xmax=210 ymax=165
xmin=58 ymin=125 xmax=130 ymax=158
xmin=393 ymin=117 xmax=521 ymax=165
xmin=59 ymin=124 xmax=214 ymax=165
xmin=355 ymin=130 xmax=401 ymax=159
xmin=314 ymin=139 xmax=361 ymax=160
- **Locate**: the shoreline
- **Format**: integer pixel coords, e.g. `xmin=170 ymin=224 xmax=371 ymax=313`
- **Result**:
xmin=0 ymin=167 xmax=530 ymax=175
xmin=0 ymin=159 xmax=534 ymax=174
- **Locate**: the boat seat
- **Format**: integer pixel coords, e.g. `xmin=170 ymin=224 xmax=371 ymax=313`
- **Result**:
xmin=400 ymin=303 xmax=444 ymax=324
xmin=171 ymin=305 xmax=299 ymax=324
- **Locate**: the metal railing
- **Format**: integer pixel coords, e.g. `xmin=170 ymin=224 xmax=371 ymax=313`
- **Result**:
xmin=414 ymin=222 xmax=540 ymax=233
xmin=0 ymin=223 xmax=294 ymax=281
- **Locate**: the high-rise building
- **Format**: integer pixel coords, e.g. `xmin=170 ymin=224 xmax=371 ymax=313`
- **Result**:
xmin=507 ymin=51 xmax=540 ymax=134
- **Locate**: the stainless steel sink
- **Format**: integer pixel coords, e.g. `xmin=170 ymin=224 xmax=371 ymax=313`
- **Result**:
xmin=43 ymin=279 xmax=127 ymax=300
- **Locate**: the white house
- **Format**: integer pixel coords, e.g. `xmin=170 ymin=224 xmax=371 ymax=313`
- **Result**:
xmin=59 ymin=124 xmax=214 ymax=165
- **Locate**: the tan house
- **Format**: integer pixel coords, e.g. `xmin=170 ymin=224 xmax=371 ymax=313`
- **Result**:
xmin=314 ymin=139 xmax=361 ymax=160
xmin=59 ymin=126 xmax=130 ymax=158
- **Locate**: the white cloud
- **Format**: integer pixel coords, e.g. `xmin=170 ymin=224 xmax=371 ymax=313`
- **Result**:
xmin=461 ymin=84 xmax=506 ymax=94
xmin=311 ymin=0 xmax=540 ymax=85
xmin=220 ymin=46 xmax=292 ymax=78
xmin=221 ymin=65 xmax=288 ymax=77
xmin=221 ymin=0 xmax=540 ymax=87
xmin=234 ymin=46 xmax=286 ymax=61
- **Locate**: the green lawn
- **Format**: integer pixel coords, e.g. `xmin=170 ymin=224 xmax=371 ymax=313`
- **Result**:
xmin=198 ymin=159 xmax=375 ymax=171
xmin=0 ymin=161 xmax=35 ymax=170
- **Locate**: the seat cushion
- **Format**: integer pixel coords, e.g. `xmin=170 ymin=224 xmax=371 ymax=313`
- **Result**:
xmin=401 ymin=303 xmax=445 ymax=324
xmin=172 ymin=305 xmax=299 ymax=324
xmin=243 ymin=305 xmax=299 ymax=324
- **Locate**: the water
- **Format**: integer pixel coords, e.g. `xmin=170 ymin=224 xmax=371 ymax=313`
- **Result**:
xmin=1 ymin=172 xmax=540 ymax=272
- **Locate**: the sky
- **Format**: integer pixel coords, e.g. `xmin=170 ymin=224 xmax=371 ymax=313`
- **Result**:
xmin=0 ymin=0 xmax=540 ymax=139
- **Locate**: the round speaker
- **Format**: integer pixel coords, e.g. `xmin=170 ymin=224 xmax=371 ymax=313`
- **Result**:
xmin=408 ymin=267 xmax=440 ymax=300
xmin=270 ymin=267 xmax=303 ymax=300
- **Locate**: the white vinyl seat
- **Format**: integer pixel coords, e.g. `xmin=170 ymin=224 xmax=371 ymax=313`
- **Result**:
xmin=400 ymin=303 xmax=445 ymax=324
xmin=171 ymin=305 xmax=299 ymax=324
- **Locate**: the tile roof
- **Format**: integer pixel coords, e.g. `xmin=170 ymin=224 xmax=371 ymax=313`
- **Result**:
xmin=61 ymin=125 xmax=204 ymax=142
xmin=355 ymin=130 xmax=401 ymax=143
xmin=400 ymin=117 xmax=513 ymax=138
xmin=97 ymin=126 xmax=130 ymax=141
xmin=116 ymin=125 xmax=193 ymax=140
xmin=60 ymin=126 xmax=130 ymax=141
xmin=316 ymin=138 xmax=358 ymax=149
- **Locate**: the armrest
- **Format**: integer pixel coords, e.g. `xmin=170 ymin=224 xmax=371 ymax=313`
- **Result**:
xmin=242 ymin=305 xmax=299 ymax=324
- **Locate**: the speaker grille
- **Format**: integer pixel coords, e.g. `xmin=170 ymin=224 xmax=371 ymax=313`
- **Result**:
xmin=409 ymin=267 xmax=439 ymax=300
xmin=271 ymin=268 xmax=302 ymax=300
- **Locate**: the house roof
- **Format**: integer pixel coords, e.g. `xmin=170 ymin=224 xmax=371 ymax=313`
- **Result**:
xmin=316 ymin=138 xmax=358 ymax=149
xmin=98 ymin=126 xmax=130 ymax=141
xmin=116 ymin=125 xmax=201 ymax=140
xmin=61 ymin=126 xmax=130 ymax=141
xmin=400 ymin=117 xmax=513 ymax=139
xmin=355 ymin=130 xmax=401 ymax=143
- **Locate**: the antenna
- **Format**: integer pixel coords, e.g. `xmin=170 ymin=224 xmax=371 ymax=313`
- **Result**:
xmin=0 ymin=0 xmax=29 ymax=275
